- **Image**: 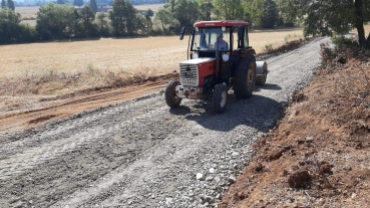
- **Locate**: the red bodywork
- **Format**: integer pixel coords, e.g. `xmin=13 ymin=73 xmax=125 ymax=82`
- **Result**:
xmin=194 ymin=20 xmax=249 ymax=28
xmin=198 ymin=60 xmax=216 ymax=86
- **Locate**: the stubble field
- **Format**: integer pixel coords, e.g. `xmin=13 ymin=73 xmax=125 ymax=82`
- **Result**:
xmin=1 ymin=29 xmax=304 ymax=79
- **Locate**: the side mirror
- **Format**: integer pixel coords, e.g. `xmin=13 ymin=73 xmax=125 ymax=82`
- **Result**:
xmin=180 ymin=27 xmax=185 ymax=40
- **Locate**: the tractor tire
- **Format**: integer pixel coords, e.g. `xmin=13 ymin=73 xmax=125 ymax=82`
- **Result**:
xmin=165 ymin=80 xmax=182 ymax=108
xmin=212 ymin=83 xmax=228 ymax=114
xmin=233 ymin=56 xmax=256 ymax=98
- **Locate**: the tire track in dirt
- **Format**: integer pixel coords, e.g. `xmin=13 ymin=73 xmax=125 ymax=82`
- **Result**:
xmin=0 ymin=73 xmax=177 ymax=133
xmin=0 ymin=103 xmax=169 ymax=180
xmin=0 ymin=94 xmax=170 ymax=156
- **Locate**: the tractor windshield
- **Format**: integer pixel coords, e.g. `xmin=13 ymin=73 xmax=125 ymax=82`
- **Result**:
xmin=191 ymin=27 xmax=231 ymax=52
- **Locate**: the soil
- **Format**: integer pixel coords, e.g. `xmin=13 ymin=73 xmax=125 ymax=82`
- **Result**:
xmin=0 ymin=73 xmax=178 ymax=133
xmin=220 ymin=48 xmax=370 ymax=207
xmin=0 ymin=37 xmax=328 ymax=207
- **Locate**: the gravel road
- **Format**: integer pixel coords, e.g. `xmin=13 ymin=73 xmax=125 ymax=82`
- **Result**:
xmin=0 ymin=37 xmax=328 ymax=208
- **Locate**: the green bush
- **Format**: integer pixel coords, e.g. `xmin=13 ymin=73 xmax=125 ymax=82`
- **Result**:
xmin=331 ymin=35 xmax=359 ymax=50
xmin=264 ymin=43 xmax=274 ymax=52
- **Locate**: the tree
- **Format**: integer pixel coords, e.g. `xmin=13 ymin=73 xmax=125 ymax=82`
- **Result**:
xmin=36 ymin=3 xmax=79 ymax=39
xmin=73 ymin=0 xmax=84 ymax=7
xmin=144 ymin=13 xmax=153 ymax=33
xmin=277 ymin=0 xmax=370 ymax=48
xmin=167 ymin=0 xmax=199 ymax=30
xmin=7 ymin=0 xmax=14 ymax=10
xmin=154 ymin=7 xmax=173 ymax=30
xmin=146 ymin=8 xmax=154 ymax=17
xmin=0 ymin=8 xmax=35 ymax=43
xmin=214 ymin=0 xmax=244 ymax=20
xmin=109 ymin=0 xmax=140 ymax=36
xmin=125 ymin=1 xmax=137 ymax=35
xmin=109 ymin=0 xmax=127 ymax=36
xmin=1 ymin=0 xmax=6 ymax=8
xmin=79 ymin=5 xmax=98 ymax=37
xmin=89 ymin=0 xmax=97 ymax=13
xmin=199 ymin=1 xmax=214 ymax=21
xmin=96 ymin=12 xmax=108 ymax=35
xmin=245 ymin=0 xmax=278 ymax=28
xmin=261 ymin=0 xmax=278 ymax=28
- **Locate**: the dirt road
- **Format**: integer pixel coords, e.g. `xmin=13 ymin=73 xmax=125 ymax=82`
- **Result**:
xmin=0 ymin=37 xmax=328 ymax=207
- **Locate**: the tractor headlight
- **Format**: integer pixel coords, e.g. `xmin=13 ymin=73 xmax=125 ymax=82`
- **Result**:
xmin=222 ymin=53 xmax=229 ymax=62
xmin=192 ymin=52 xmax=199 ymax=59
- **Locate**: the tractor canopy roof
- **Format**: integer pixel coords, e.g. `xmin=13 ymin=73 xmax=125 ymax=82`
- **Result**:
xmin=193 ymin=20 xmax=249 ymax=28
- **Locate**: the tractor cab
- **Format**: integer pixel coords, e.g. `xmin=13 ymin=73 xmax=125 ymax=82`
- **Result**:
xmin=190 ymin=21 xmax=250 ymax=59
xmin=165 ymin=20 xmax=268 ymax=113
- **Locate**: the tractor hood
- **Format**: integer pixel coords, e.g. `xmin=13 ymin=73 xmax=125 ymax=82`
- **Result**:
xmin=179 ymin=57 xmax=215 ymax=65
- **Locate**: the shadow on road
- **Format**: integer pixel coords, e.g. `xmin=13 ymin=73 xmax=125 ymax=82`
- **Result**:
xmin=169 ymin=93 xmax=286 ymax=133
xmin=255 ymin=84 xmax=282 ymax=92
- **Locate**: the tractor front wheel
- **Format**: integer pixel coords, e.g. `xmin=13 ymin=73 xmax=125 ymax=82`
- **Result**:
xmin=212 ymin=83 xmax=228 ymax=114
xmin=233 ymin=56 xmax=256 ymax=98
xmin=165 ymin=80 xmax=182 ymax=108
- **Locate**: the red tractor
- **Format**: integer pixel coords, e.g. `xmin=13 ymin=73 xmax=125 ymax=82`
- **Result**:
xmin=165 ymin=20 xmax=268 ymax=113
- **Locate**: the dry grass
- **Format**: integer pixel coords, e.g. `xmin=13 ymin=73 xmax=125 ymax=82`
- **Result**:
xmin=15 ymin=7 xmax=39 ymax=18
xmin=220 ymin=36 xmax=370 ymax=208
xmin=1 ymin=29 xmax=303 ymax=78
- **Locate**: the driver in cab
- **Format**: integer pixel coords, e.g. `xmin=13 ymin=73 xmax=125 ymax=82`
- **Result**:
xmin=213 ymin=33 xmax=229 ymax=50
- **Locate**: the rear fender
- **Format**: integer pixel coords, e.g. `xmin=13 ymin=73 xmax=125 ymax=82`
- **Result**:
xmin=240 ymin=48 xmax=256 ymax=57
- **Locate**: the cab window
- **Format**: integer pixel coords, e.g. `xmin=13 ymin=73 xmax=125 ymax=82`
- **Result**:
xmin=192 ymin=27 xmax=231 ymax=51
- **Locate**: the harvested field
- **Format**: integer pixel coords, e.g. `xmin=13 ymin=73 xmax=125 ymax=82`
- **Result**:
xmin=1 ymin=29 xmax=303 ymax=79
xmin=0 ymin=29 xmax=304 ymax=114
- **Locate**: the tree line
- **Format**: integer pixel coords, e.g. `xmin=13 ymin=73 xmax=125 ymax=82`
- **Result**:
xmin=0 ymin=0 xmax=154 ymax=44
xmin=1 ymin=0 xmax=369 ymax=47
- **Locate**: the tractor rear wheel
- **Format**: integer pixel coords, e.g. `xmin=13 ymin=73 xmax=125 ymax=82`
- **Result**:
xmin=212 ymin=83 xmax=228 ymax=114
xmin=233 ymin=56 xmax=256 ymax=98
xmin=165 ymin=80 xmax=182 ymax=108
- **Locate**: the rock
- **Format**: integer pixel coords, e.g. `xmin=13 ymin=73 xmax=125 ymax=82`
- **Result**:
xmin=320 ymin=161 xmax=333 ymax=174
xmin=204 ymin=195 xmax=214 ymax=204
xmin=205 ymin=176 xmax=213 ymax=181
xmin=215 ymin=194 xmax=221 ymax=199
xmin=209 ymin=168 xmax=216 ymax=174
xmin=288 ymin=169 xmax=311 ymax=188
xmin=231 ymin=152 xmax=239 ymax=157
xmin=165 ymin=198 xmax=173 ymax=206
xmin=228 ymin=176 xmax=236 ymax=184
xmin=196 ymin=173 xmax=205 ymax=181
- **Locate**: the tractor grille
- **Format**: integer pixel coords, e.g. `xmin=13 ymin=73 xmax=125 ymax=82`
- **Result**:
xmin=180 ymin=64 xmax=199 ymax=86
